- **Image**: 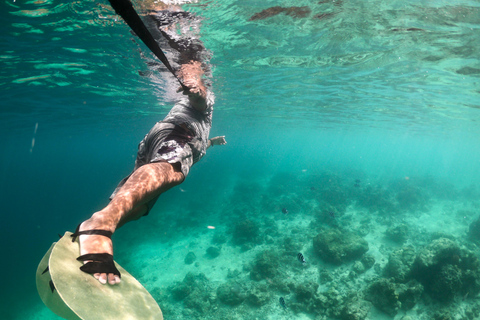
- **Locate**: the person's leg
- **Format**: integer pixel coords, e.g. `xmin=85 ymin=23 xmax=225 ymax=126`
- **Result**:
xmin=78 ymin=161 xmax=184 ymax=285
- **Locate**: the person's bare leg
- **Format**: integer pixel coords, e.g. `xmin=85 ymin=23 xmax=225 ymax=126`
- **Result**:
xmin=78 ymin=161 xmax=184 ymax=285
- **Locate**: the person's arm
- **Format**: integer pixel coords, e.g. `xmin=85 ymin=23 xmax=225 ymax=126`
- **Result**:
xmin=208 ymin=136 xmax=227 ymax=148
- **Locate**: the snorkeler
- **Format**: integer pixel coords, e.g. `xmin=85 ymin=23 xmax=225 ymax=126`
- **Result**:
xmin=72 ymin=0 xmax=226 ymax=285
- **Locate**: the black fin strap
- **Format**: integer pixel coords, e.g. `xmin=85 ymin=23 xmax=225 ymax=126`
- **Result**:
xmin=77 ymin=253 xmax=121 ymax=278
xmin=107 ymin=0 xmax=189 ymax=92
xmin=71 ymin=224 xmax=113 ymax=242
xmin=49 ymin=280 xmax=56 ymax=293
xmin=42 ymin=266 xmax=49 ymax=275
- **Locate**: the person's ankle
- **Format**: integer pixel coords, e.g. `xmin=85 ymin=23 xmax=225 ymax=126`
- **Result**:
xmin=81 ymin=213 xmax=116 ymax=233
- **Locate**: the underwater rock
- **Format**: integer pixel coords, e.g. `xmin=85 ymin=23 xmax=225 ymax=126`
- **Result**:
xmin=412 ymin=238 xmax=462 ymax=302
xmin=283 ymin=236 xmax=302 ymax=252
xmin=289 ymin=282 xmax=327 ymax=315
xmin=396 ymin=280 xmax=424 ymax=310
xmin=226 ymin=268 xmax=242 ymax=279
xmin=249 ymin=6 xmax=311 ymax=21
xmin=313 ymin=229 xmax=369 ymax=264
xmin=319 ymin=269 xmax=334 ymax=284
xmin=295 ymin=282 xmax=319 ymax=303
xmin=412 ymin=237 xmax=480 ymax=302
xmin=170 ymin=282 xmax=192 ymax=301
xmin=468 ymin=216 xmax=480 ymax=241
xmin=433 ymin=310 xmax=454 ymax=320
xmin=430 ymin=264 xmax=462 ymax=302
xmin=232 ymin=219 xmax=260 ymax=247
xmin=206 ymin=246 xmax=221 ymax=259
xmin=318 ymin=0 xmax=344 ymax=6
xmin=340 ymin=298 xmax=371 ymax=320
xmin=365 ymin=278 xmax=401 ymax=316
xmin=361 ymin=254 xmax=375 ymax=270
xmin=464 ymin=303 xmax=480 ymax=319
xmin=249 ymin=250 xmax=279 ymax=281
xmin=284 ymin=6 xmax=311 ymax=18
xmin=365 ymin=279 xmax=423 ymax=316
xmin=313 ymin=12 xmax=336 ymax=20
xmin=169 ymin=272 xmax=212 ymax=315
xmin=385 ymin=224 xmax=409 ymax=243
xmin=384 ymin=246 xmax=416 ymax=282
xmin=249 ymin=6 xmax=284 ymax=20
xmin=217 ymin=281 xmax=246 ymax=306
xmin=352 ymin=261 xmax=365 ymax=274
xmin=183 ymin=289 xmax=213 ymax=316
xmin=456 ymin=66 xmax=480 ymax=75
xmin=246 ymin=283 xmax=271 ymax=306
xmin=184 ymin=252 xmax=196 ymax=265
xmin=414 ymin=238 xmax=460 ymax=272
xmin=323 ymin=287 xmax=347 ymax=318
xmin=391 ymin=27 xmax=425 ymax=32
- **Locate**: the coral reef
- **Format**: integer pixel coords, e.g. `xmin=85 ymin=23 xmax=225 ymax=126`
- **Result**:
xmin=412 ymin=237 xmax=480 ymax=302
xmin=293 ymin=282 xmax=321 ymax=312
xmin=232 ymin=219 xmax=260 ymax=248
xmin=313 ymin=229 xmax=369 ymax=264
xmin=168 ymin=273 xmax=213 ymax=316
xmin=384 ymin=246 xmax=416 ymax=282
xmin=365 ymin=278 xmax=423 ymax=316
xmin=390 ymin=180 xmax=429 ymax=212
xmin=361 ymin=254 xmax=375 ymax=270
xmin=396 ymin=281 xmax=424 ymax=310
xmin=245 ymin=283 xmax=271 ymax=307
xmin=469 ymin=216 xmax=480 ymax=241
xmin=352 ymin=261 xmax=365 ymax=274
xmin=249 ymin=250 xmax=279 ymax=281
xmin=340 ymin=297 xmax=371 ymax=320
xmin=217 ymin=281 xmax=247 ymax=306
xmin=365 ymin=278 xmax=401 ymax=316
xmin=152 ymin=171 xmax=480 ymax=319
xmin=385 ymin=224 xmax=409 ymax=243
xmin=356 ymin=185 xmax=396 ymax=215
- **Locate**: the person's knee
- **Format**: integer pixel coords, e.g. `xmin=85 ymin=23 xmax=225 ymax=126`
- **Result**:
xmin=131 ymin=204 xmax=148 ymax=220
xmin=148 ymin=161 xmax=184 ymax=185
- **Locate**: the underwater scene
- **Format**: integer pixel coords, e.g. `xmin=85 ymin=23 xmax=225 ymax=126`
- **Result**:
xmin=1 ymin=0 xmax=480 ymax=319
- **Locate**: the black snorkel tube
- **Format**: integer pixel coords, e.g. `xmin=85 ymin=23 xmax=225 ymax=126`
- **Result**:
xmin=107 ymin=0 xmax=189 ymax=92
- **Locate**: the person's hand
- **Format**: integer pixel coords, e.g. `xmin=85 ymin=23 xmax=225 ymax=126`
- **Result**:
xmin=210 ymin=136 xmax=227 ymax=146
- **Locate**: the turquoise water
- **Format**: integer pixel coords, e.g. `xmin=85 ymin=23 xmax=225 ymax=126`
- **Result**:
xmin=1 ymin=0 xmax=480 ymax=319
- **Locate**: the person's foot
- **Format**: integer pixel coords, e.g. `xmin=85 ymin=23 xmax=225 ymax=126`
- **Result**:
xmin=177 ymin=61 xmax=207 ymax=98
xmin=77 ymin=219 xmax=121 ymax=285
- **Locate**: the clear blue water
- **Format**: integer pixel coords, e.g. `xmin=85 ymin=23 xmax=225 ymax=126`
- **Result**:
xmin=1 ymin=0 xmax=480 ymax=319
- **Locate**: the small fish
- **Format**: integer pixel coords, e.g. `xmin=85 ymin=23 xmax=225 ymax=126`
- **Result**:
xmin=355 ymin=179 xmax=361 ymax=183
xmin=279 ymin=297 xmax=287 ymax=310
xmin=310 ymin=186 xmax=316 ymax=191
xmin=328 ymin=211 xmax=336 ymax=219
xmin=297 ymin=252 xmax=306 ymax=264
xmin=282 ymin=207 xmax=289 ymax=214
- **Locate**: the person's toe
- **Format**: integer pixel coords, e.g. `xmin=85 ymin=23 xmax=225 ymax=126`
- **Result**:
xmin=98 ymin=273 xmax=108 ymax=285
xmin=107 ymin=273 xmax=118 ymax=285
